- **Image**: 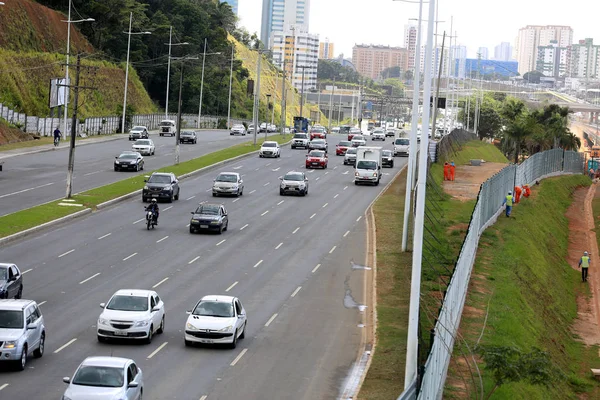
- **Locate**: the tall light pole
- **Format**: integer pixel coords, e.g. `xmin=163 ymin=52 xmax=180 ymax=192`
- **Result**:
xmin=280 ymin=59 xmax=287 ymax=135
xmin=227 ymin=45 xmax=234 ymax=129
xmin=317 ymin=83 xmax=322 ymax=122
xmin=121 ymin=12 xmax=151 ymax=135
xmin=328 ymin=76 xmax=336 ymax=132
xmin=266 ymin=93 xmax=271 ymax=140
xmin=171 ymin=56 xmax=199 ymax=164
xmin=197 ymin=39 xmax=222 ymax=128
xmin=299 ymin=65 xmax=307 ymax=117
xmin=337 ymin=88 xmax=343 ymax=125
xmin=61 ymin=0 xmax=94 ymax=140
xmin=165 ymin=26 xmax=189 ymax=118
xmin=252 ymin=49 xmax=271 ymax=145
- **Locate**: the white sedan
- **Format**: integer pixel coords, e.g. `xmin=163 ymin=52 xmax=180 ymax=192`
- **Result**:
xmin=132 ymin=139 xmax=155 ymax=156
xmin=184 ymin=295 xmax=247 ymax=348
xmin=351 ymin=135 xmax=367 ymax=147
xmin=97 ymin=289 xmax=165 ymax=343
xmin=259 ymin=141 xmax=281 ymax=158
xmin=371 ymin=129 xmax=386 ymax=141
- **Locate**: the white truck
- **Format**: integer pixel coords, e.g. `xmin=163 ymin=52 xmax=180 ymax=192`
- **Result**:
xmin=159 ymin=119 xmax=177 ymax=137
xmin=354 ymin=146 xmax=382 ymax=186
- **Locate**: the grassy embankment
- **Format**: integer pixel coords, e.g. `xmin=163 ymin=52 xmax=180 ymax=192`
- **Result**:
xmin=359 ymin=140 xmax=508 ymax=399
xmin=0 ymin=134 xmax=290 ymax=238
xmin=445 ymin=175 xmax=600 ymax=399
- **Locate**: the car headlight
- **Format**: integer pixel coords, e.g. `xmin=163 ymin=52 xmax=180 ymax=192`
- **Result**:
xmin=298 ymin=183 xmax=305 ymax=188
xmin=186 ymin=322 xmax=198 ymax=330
xmin=218 ymin=325 xmax=233 ymax=332
xmin=134 ymin=319 xmax=150 ymax=327
xmin=144 ymin=185 xmax=149 ymax=190
xmin=373 ymin=173 xmax=378 ymax=177
xmin=355 ymin=172 xmax=360 ymax=176
xmin=98 ymin=318 xmax=110 ymax=326
xmin=210 ymin=220 xmax=220 ymax=224
xmin=4 ymin=341 xmax=17 ymax=349
xmin=115 ymin=161 xmax=120 ymax=164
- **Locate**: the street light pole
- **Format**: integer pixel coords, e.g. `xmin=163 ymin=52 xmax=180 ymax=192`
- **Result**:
xmin=338 ymin=88 xmax=343 ymax=125
xmin=227 ymin=45 xmax=234 ymax=129
xmin=252 ymin=51 xmax=263 ymax=145
xmin=299 ymin=65 xmax=306 ymax=118
xmin=63 ymin=0 xmax=72 ymax=141
xmin=280 ymin=59 xmax=287 ymax=135
xmin=197 ymin=38 xmax=207 ymax=128
xmin=328 ymin=77 xmax=335 ymax=131
xmin=175 ymin=60 xmax=184 ymax=165
xmin=164 ymin=27 xmax=189 ymax=119
xmin=266 ymin=94 xmax=271 ymax=141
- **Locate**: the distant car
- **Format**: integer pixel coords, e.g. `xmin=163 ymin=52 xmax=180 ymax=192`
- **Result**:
xmin=280 ymin=171 xmax=309 ymax=196
xmin=348 ymin=128 xmax=361 ymax=141
xmin=247 ymin=124 xmax=257 ymax=134
xmin=62 ymin=357 xmax=143 ymax=400
xmin=310 ymin=131 xmax=326 ymax=140
xmin=382 ymin=149 xmax=394 ymax=168
xmin=371 ymin=129 xmax=386 ymax=141
xmin=132 ymin=139 xmax=155 ymax=156
xmin=306 ymin=150 xmax=328 ymax=169
xmin=128 ymin=126 xmax=149 ymax=141
xmin=259 ymin=141 xmax=281 ymax=158
xmin=212 ymin=172 xmax=244 ymax=197
xmin=189 ymin=203 xmax=229 ymax=234
xmin=331 ymin=126 xmax=340 ymax=134
xmin=230 ymin=124 xmax=246 ymax=136
xmin=336 ymin=140 xmax=352 ymax=156
xmin=97 ymin=289 xmax=165 ymax=343
xmin=184 ymin=295 xmax=247 ymax=348
xmin=291 ymin=133 xmax=309 ymax=149
xmin=394 ymin=137 xmax=410 ymax=157
xmin=0 ymin=299 xmax=45 ymax=371
xmin=142 ymin=172 xmax=180 ymax=202
xmin=114 ymin=151 xmax=144 ymax=172
xmin=259 ymin=123 xmax=268 ymax=132
xmin=308 ymin=138 xmax=328 ymax=153
xmin=0 ymin=263 xmax=23 ymax=299
xmin=180 ymin=130 xmax=197 ymax=144
xmin=267 ymin=123 xmax=277 ymax=133
xmin=386 ymin=128 xmax=396 ymax=137
xmin=344 ymin=147 xmax=358 ymax=165
xmin=351 ymin=135 xmax=366 ymax=147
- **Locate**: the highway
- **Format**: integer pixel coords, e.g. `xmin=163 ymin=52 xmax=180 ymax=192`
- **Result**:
xmin=0 ymin=135 xmax=407 ymax=400
xmin=0 ymin=130 xmax=275 ymax=217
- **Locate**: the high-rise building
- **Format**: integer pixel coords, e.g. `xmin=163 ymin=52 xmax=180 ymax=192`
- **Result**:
xmin=260 ymin=0 xmax=311 ymax=49
xmin=220 ymin=0 xmax=238 ymax=15
xmin=319 ymin=38 xmax=334 ymax=59
xmin=352 ymin=44 xmax=409 ymax=80
xmin=568 ymin=38 xmax=600 ymax=78
xmin=536 ymin=41 xmax=568 ymax=77
xmin=404 ymin=24 xmax=418 ymax=71
xmin=271 ymin=27 xmax=319 ymax=90
xmin=477 ymin=47 xmax=489 ymax=59
xmin=494 ymin=42 xmax=513 ymax=61
xmin=452 ymin=45 xmax=468 ymax=78
xmin=515 ymin=25 xmax=573 ymax=75
xmin=418 ymin=45 xmax=449 ymax=78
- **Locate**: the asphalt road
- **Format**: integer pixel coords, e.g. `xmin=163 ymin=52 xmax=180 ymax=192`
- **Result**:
xmin=0 ymin=130 xmax=275 ymax=217
xmin=0 ymin=135 xmax=407 ymax=400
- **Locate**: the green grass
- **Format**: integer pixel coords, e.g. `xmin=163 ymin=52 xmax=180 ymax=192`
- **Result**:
xmin=441 ymin=140 xmax=509 ymax=166
xmin=445 ymin=175 xmax=600 ymax=399
xmin=0 ymin=135 xmax=290 ymax=238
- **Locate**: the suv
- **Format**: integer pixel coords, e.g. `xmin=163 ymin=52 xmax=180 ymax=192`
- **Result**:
xmin=128 ymin=126 xmax=149 ymax=141
xmin=0 ymin=299 xmax=45 ymax=370
xmin=291 ymin=133 xmax=309 ymax=149
xmin=142 ymin=172 xmax=180 ymax=203
xmin=0 ymin=263 xmax=23 ymax=299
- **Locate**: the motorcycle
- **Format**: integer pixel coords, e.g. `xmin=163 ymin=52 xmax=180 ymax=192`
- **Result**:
xmin=146 ymin=209 xmax=157 ymax=230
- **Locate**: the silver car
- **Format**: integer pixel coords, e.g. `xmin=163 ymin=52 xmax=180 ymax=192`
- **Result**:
xmin=344 ymin=147 xmax=358 ymax=165
xmin=63 ymin=357 xmax=143 ymax=400
xmin=230 ymin=124 xmax=246 ymax=136
xmin=0 ymin=299 xmax=45 ymax=371
xmin=308 ymin=138 xmax=328 ymax=153
xmin=351 ymin=135 xmax=366 ymax=147
xmin=212 ymin=172 xmax=244 ymax=197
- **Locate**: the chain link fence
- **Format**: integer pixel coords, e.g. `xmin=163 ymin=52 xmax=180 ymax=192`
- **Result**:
xmin=399 ymin=148 xmax=585 ymax=400
xmin=435 ymin=129 xmax=477 ymax=163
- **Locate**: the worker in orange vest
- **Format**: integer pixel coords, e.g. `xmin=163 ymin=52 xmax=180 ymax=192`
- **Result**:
xmin=514 ymin=185 xmax=522 ymax=203
xmin=443 ymin=162 xmax=450 ymax=181
xmin=449 ymin=161 xmax=456 ymax=181
xmin=523 ymin=184 xmax=531 ymax=198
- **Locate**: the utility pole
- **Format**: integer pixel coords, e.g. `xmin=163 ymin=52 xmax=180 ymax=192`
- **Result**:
xmin=299 ymin=65 xmax=306 ymax=118
xmin=265 ymin=94 xmax=271 ymax=141
xmin=252 ymin=50 xmax=264 ymax=145
xmin=175 ymin=60 xmax=184 ymax=165
xmin=431 ymin=31 xmax=446 ymax=137
xmin=280 ymin=58 xmax=286 ymax=135
xmin=227 ymin=45 xmax=234 ymax=129
xmin=317 ymin=83 xmax=322 ymax=123
xmin=338 ymin=88 xmax=343 ymax=126
xmin=328 ymin=77 xmax=335 ymax=132
xmin=198 ymin=38 xmax=207 ymax=129
xmin=473 ymin=52 xmax=481 ymax=136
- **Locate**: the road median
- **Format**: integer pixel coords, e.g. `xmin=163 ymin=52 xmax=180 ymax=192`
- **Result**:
xmin=0 ymin=135 xmax=290 ymax=243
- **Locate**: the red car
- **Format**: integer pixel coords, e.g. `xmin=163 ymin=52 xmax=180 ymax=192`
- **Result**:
xmin=305 ymin=150 xmax=328 ymax=169
xmin=336 ymin=140 xmax=353 ymax=156
xmin=310 ymin=131 xmax=326 ymax=140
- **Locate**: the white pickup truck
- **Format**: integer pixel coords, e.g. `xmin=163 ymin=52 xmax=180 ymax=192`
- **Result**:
xmin=354 ymin=146 xmax=382 ymax=186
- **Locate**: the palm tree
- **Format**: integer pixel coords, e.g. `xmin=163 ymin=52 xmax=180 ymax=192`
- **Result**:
xmin=503 ymin=113 xmax=540 ymax=163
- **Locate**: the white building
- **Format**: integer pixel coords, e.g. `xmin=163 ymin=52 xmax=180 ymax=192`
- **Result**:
xmin=536 ymin=41 xmax=568 ymax=77
xmin=260 ymin=0 xmax=311 ymax=49
xmin=494 ymin=42 xmax=513 ymax=61
xmin=569 ymin=38 xmax=600 ymax=79
xmin=452 ymin=45 xmax=467 ymax=78
xmin=477 ymin=47 xmax=489 ymax=59
xmin=419 ymin=45 xmax=449 ymax=77
xmin=515 ymin=25 xmax=573 ymax=75
xmin=404 ymin=24 xmax=418 ymax=71
xmin=271 ymin=26 xmax=319 ymax=91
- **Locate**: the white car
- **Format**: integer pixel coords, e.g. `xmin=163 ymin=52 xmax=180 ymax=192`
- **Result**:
xmin=62 ymin=357 xmax=143 ymax=400
xmin=259 ymin=141 xmax=281 ymax=158
xmin=280 ymin=171 xmax=309 ymax=196
xmin=212 ymin=172 xmax=244 ymax=197
xmin=394 ymin=137 xmax=410 ymax=157
xmin=184 ymin=295 xmax=247 ymax=348
xmin=351 ymin=135 xmax=367 ymax=147
xmin=230 ymin=124 xmax=246 ymax=136
xmin=97 ymin=289 xmax=165 ymax=343
xmin=386 ymin=128 xmax=396 ymax=137
xmin=371 ymin=129 xmax=385 ymax=141
xmin=331 ymin=126 xmax=340 ymax=134
xmin=132 ymin=139 xmax=155 ymax=156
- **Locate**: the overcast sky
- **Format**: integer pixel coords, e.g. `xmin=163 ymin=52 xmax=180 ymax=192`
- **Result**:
xmin=238 ymin=0 xmax=597 ymax=59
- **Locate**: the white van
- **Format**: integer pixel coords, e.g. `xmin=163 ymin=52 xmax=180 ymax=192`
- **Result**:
xmin=394 ymin=137 xmax=410 ymax=157
xmin=159 ymin=119 xmax=177 ymax=137
xmin=354 ymin=147 xmax=382 ymax=186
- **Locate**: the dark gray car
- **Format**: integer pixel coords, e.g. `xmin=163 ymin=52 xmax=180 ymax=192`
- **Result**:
xmin=189 ymin=203 xmax=229 ymax=234
xmin=308 ymin=138 xmax=328 ymax=153
xmin=142 ymin=172 xmax=180 ymax=203
xmin=180 ymin=131 xmax=197 ymax=144
xmin=0 ymin=264 xmax=23 ymax=299
xmin=114 ymin=152 xmax=144 ymax=172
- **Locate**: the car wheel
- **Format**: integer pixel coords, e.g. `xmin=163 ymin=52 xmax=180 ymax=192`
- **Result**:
xmin=16 ymin=346 xmax=27 ymax=371
xmin=140 ymin=163 xmax=144 ymax=171
xmin=174 ymin=191 xmax=179 ymax=201
xmin=185 ymin=339 xmax=193 ymax=347
xmin=114 ymin=166 xmax=119 ymax=172
xmin=15 ymin=286 xmax=22 ymax=299
xmin=240 ymin=188 xmax=243 ymax=196
xmin=224 ymin=221 xmax=228 ymax=232
xmin=135 ymin=164 xmax=139 ymax=172
xmin=145 ymin=325 xmax=153 ymax=344
xmin=391 ymin=163 xmax=394 ymax=168
xmin=212 ymin=192 xmax=217 ymax=197
xmin=168 ymin=194 xmax=173 ymax=203
xmin=33 ymin=333 xmax=44 ymax=358
xmin=157 ymin=316 xmax=165 ymax=334
xmin=142 ymin=197 xmax=148 ymax=203
xmin=230 ymin=330 xmax=238 ymax=349
xmin=355 ymin=181 xmax=359 ymax=185
xmin=280 ymin=189 xmax=285 ymax=196
xmin=152 ymin=150 xmax=155 ymax=155
xmin=240 ymin=322 xmax=246 ymax=339
xmin=218 ymin=225 xmax=224 ymax=235
xmin=189 ymin=226 xmax=195 ymax=234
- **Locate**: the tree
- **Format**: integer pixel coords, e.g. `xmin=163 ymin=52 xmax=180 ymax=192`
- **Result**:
xmin=503 ymin=112 xmax=540 ymax=163
xmin=380 ymin=66 xmax=402 ymax=79
xmin=459 ymin=94 xmax=502 ymax=139
xmin=522 ymin=70 xmax=544 ymax=84
xmin=404 ymin=70 xmax=413 ymax=82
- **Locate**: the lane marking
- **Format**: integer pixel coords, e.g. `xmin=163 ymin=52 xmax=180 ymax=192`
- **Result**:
xmin=250 ymin=190 xmax=256 ymax=194
xmin=265 ymin=313 xmax=278 ymax=327
xmin=79 ymin=273 xmax=100 ymax=284
xmin=225 ymin=281 xmax=238 ymax=292
xmin=325 ymin=171 xmax=329 ymax=175
xmin=206 ymin=188 xmax=211 ymax=192
xmin=133 ymin=218 xmax=145 ymax=224
xmin=186 ymin=223 xmax=190 ymax=227
xmin=322 ymin=202 xmax=329 ymax=208
xmin=232 ymin=198 xmax=240 ymax=203
xmin=186 ymin=195 xmax=196 ymax=200
xmin=153 ymin=277 xmax=169 ymax=288
xmin=98 ymin=233 xmax=112 ymax=240
xmin=216 ymin=239 xmax=226 ymax=246
xmin=147 ymin=341 xmax=168 ymax=359
xmin=329 ymin=246 xmax=337 ymax=254
xmin=292 ymin=227 xmax=300 ymax=234
xmin=83 ymin=171 xmax=102 ymax=176
xmin=253 ymin=260 xmax=263 ymax=268
xmin=240 ymin=224 xmax=249 ymax=230
xmin=356 ymin=216 xmax=362 ymax=222
xmin=255 ymin=168 xmax=260 ymax=171
xmin=58 ymin=249 xmax=75 ymax=258
xmin=333 ymin=166 xmax=338 ymax=170
xmin=123 ymin=252 xmax=137 ymax=261
xmin=343 ymin=230 xmax=350 ymax=237
xmin=312 ymin=264 xmax=321 ymax=273
xmin=233 ymin=165 xmax=243 ymax=170
xmin=38 ymin=301 xmax=47 ymax=306
xmin=0 ymin=182 xmax=54 ymax=199
xmin=22 ymin=268 xmax=33 ymax=274
xmin=188 ymin=256 xmax=200 ymax=264
xmin=277 ymin=200 xmax=285 ymax=205
xmin=0 ymin=384 xmax=8 ymax=391
xmin=54 ymin=338 xmax=77 ymax=354
xmin=163 ymin=206 xmax=173 ymax=211
xmin=261 ymin=210 xmax=269 ymax=216
xmin=344 ymin=186 xmax=348 ymax=190
xmin=334 ymin=194 xmax=339 ymax=199
xmin=156 ymin=236 xmax=169 ymax=243
xmin=343 ymin=170 xmax=349 ymax=175
xmin=230 ymin=348 xmax=248 ymax=366
xmin=310 ymin=213 xmax=316 ymax=219
xmin=316 ymin=177 xmax=320 ymax=181
xmin=272 ymin=167 xmax=280 ymax=171
xmin=291 ymin=286 xmax=302 ymax=297
xmin=200 ymin=396 xmax=208 ymax=400
xmin=275 ymin=242 xmax=283 ymax=249
xmin=263 ymin=182 xmax=270 ymax=186
xmin=266 ymin=162 xmax=272 ymax=166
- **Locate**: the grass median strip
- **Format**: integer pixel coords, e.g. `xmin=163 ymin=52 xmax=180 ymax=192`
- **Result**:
xmin=0 ymin=135 xmax=290 ymax=239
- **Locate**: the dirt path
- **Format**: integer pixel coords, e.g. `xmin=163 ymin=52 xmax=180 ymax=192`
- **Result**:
xmin=442 ymin=162 xmax=507 ymax=201
xmin=568 ymin=184 xmax=600 ymax=347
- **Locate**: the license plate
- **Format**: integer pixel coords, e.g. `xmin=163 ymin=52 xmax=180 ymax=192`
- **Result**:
xmin=200 ymin=339 xmax=214 ymax=344
xmin=312 ymin=163 xmax=319 ymax=165
xmin=151 ymin=194 xmax=159 ymax=197
xmin=200 ymin=225 xmax=209 ymax=228
xmin=114 ymin=330 xmax=127 ymax=336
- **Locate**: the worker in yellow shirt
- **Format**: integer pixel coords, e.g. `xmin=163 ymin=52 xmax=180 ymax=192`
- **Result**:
xmin=579 ymin=251 xmax=590 ymax=282
xmin=502 ymin=191 xmax=513 ymax=217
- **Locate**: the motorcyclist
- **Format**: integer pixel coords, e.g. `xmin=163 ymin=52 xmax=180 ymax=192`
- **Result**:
xmin=145 ymin=199 xmax=159 ymax=224
xmin=53 ymin=128 xmax=61 ymax=146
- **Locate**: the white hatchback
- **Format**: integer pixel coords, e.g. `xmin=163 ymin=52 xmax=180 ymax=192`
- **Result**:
xmin=132 ymin=139 xmax=155 ymax=156
xmin=371 ymin=129 xmax=386 ymax=141
xmin=259 ymin=141 xmax=281 ymax=158
xmin=97 ymin=289 xmax=165 ymax=344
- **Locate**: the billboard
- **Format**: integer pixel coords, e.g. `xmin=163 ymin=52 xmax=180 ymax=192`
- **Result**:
xmin=49 ymin=78 xmax=68 ymax=108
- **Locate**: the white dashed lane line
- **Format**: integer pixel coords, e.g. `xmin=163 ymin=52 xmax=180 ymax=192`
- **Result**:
xmin=322 ymin=203 xmax=329 ymax=208
xmin=133 ymin=218 xmax=145 ymax=224
xmin=147 ymin=342 xmax=168 ymax=359
xmin=225 ymin=281 xmax=238 ymax=292
xmin=343 ymin=230 xmax=350 ymax=237
xmin=233 ymin=198 xmax=240 ymax=203
xmin=153 ymin=277 xmax=169 ymax=288
xmin=216 ymin=239 xmax=226 ymax=246
xmin=188 ymin=256 xmax=200 ymax=264
xmin=156 ymin=236 xmax=169 ymax=243
xmin=277 ymin=200 xmax=284 ymax=205
xmin=292 ymin=227 xmax=300 ymax=234
xmin=275 ymin=243 xmax=283 ymax=249
xmin=163 ymin=206 xmax=173 ymax=211
xmin=230 ymin=348 xmax=248 ymax=366
xmin=329 ymin=246 xmax=337 ymax=254
xmin=0 ymin=384 xmax=8 ymax=391
xmin=356 ymin=216 xmax=362 ymax=222
xmin=264 ymin=313 xmax=278 ymax=327
xmin=186 ymin=195 xmax=196 ymax=200
xmin=312 ymin=264 xmax=321 ymax=273
xmin=54 ymin=338 xmax=77 ymax=354
xmin=22 ymin=268 xmax=32 ymax=274
xmin=123 ymin=253 xmax=137 ymax=261
xmin=79 ymin=273 xmax=100 ymax=285
xmin=316 ymin=177 xmax=320 ymax=181
xmin=250 ymin=190 xmax=256 ymax=194
xmin=310 ymin=213 xmax=316 ymax=219
xmin=344 ymin=186 xmax=348 ymax=190
xmin=263 ymin=182 xmax=270 ymax=186
xmin=291 ymin=286 xmax=302 ymax=297
xmin=334 ymin=194 xmax=339 ymax=199
xmin=58 ymin=249 xmax=75 ymax=258
xmin=253 ymin=260 xmax=263 ymax=268
xmin=38 ymin=301 xmax=47 ymax=306
xmin=240 ymin=224 xmax=249 ymax=230
xmin=261 ymin=210 xmax=269 ymax=216
xmin=199 ymin=396 xmax=208 ymax=400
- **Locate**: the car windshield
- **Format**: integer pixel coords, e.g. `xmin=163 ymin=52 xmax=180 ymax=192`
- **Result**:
xmin=148 ymin=175 xmax=171 ymax=184
xmin=193 ymin=300 xmax=234 ymax=317
xmin=233 ymin=125 xmax=243 ymax=129
xmin=283 ymin=174 xmax=303 ymax=181
xmin=135 ymin=140 xmax=150 ymax=146
xmin=293 ymin=134 xmax=307 ymax=139
xmin=119 ymin=154 xmax=137 ymax=159
xmin=338 ymin=141 xmax=351 ymax=146
xmin=357 ymin=160 xmax=377 ymax=170
xmin=395 ymin=139 xmax=409 ymax=145
xmin=182 ymin=131 xmax=194 ymax=136
xmin=353 ymin=136 xmax=364 ymax=140
xmin=346 ymin=148 xmax=357 ymax=154
xmin=374 ymin=130 xmax=384 ymax=134
xmin=262 ymin=142 xmax=277 ymax=147
xmin=106 ymin=295 xmax=148 ymax=311
xmin=309 ymin=150 xmax=325 ymax=157
xmin=196 ymin=205 xmax=220 ymax=215
xmin=216 ymin=174 xmax=237 ymax=183
xmin=131 ymin=128 xmax=143 ymax=132
xmin=382 ymin=150 xmax=393 ymax=156
xmin=0 ymin=310 xmax=23 ymax=329
xmin=160 ymin=121 xmax=174 ymax=127
xmin=72 ymin=366 xmax=124 ymax=388
xmin=312 ymin=139 xmax=325 ymax=144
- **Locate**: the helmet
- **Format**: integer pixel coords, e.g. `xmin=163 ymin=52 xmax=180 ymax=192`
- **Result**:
xmin=151 ymin=198 xmax=157 ymax=203
xmin=584 ymin=251 xmax=589 ymax=256
xmin=508 ymin=191 xmax=512 ymax=195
